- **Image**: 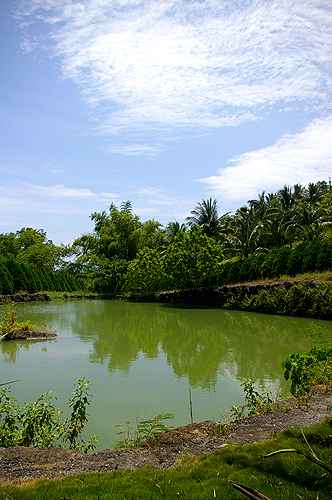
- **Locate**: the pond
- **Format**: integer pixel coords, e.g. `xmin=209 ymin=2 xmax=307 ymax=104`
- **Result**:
xmin=1 ymin=299 xmax=332 ymax=451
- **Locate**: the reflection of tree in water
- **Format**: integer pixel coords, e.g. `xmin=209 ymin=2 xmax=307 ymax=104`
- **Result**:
xmin=68 ymin=301 xmax=328 ymax=391
xmin=71 ymin=302 xmax=162 ymax=374
xmin=0 ymin=340 xmax=34 ymax=364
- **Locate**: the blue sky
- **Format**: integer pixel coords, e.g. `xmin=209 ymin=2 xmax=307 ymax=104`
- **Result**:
xmin=1 ymin=0 xmax=331 ymax=245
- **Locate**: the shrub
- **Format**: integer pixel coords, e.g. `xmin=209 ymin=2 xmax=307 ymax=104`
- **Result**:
xmin=0 ymin=378 xmax=99 ymax=452
xmin=282 ymin=345 xmax=332 ymax=401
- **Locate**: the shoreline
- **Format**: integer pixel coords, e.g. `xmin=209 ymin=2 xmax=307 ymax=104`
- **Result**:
xmin=0 ymin=393 xmax=331 ymax=482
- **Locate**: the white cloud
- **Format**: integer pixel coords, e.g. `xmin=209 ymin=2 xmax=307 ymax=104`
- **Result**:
xmin=16 ymin=0 xmax=332 ymax=135
xmin=26 ymin=183 xmax=112 ymax=198
xmin=199 ymin=115 xmax=332 ymax=201
xmin=138 ymin=187 xmax=175 ymax=205
xmin=2 ymin=182 xmax=118 ymax=205
xmin=107 ymin=143 xmax=164 ymax=156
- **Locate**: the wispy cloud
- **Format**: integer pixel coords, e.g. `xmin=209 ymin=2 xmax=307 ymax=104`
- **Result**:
xmin=199 ymin=115 xmax=332 ymax=201
xmin=16 ymin=0 xmax=332 ymax=136
xmin=27 ymin=183 xmax=101 ymax=198
xmin=107 ymin=144 xmax=164 ymax=156
xmin=1 ymin=182 xmax=118 ymax=205
xmin=30 ymin=184 xmax=119 ymax=203
xmin=138 ymin=187 xmax=175 ymax=205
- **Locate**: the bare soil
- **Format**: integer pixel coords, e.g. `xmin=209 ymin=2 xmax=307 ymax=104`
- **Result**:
xmin=1 ymin=393 xmax=331 ymax=484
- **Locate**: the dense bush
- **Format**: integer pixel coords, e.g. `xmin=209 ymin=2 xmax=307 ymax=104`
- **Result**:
xmin=225 ymin=282 xmax=332 ymax=319
xmin=282 ymin=345 xmax=332 ymax=400
xmin=0 ymin=258 xmax=84 ymax=294
xmin=217 ymin=238 xmax=332 ymax=286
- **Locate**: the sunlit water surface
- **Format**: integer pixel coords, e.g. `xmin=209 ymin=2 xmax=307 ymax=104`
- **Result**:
xmin=1 ymin=300 xmax=332 ymax=450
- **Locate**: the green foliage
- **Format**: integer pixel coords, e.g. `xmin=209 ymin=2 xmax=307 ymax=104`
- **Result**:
xmin=0 ymin=228 xmax=68 ymax=271
xmin=0 ymin=304 xmax=36 ymax=339
xmin=64 ymin=378 xmax=99 ymax=452
xmin=186 ymin=198 xmax=223 ymax=238
xmin=125 ymin=247 xmax=165 ymax=293
xmin=115 ymin=412 xmax=174 ymax=449
xmin=164 ymin=226 xmax=224 ymax=289
xmin=230 ymin=378 xmax=274 ymax=420
xmin=0 ymin=378 xmax=98 ymax=452
xmin=282 ymin=345 xmax=332 ymax=401
xmin=3 ymin=180 xmax=332 ymax=297
xmin=225 ymin=282 xmax=332 ymax=319
xmin=90 ymin=257 xmax=128 ymax=295
xmin=0 ymin=263 xmax=14 ymax=294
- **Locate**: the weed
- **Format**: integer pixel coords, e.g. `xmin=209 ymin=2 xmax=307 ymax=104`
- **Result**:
xmin=230 ymin=378 xmax=274 ymax=420
xmin=0 ymin=378 xmax=99 ymax=452
xmin=0 ymin=304 xmax=54 ymax=339
xmin=216 ymin=422 xmax=229 ymax=437
xmin=189 ymin=388 xmax=193 ymax=424
xmin=115 ymin=412 xmax=174 ymax=449
xmin=0 ymin=304 xmax=33 ymax=339
xmin=282 ymin=345 xmax=332 ymax=402
xmin=176 ymin=447 xmax=191 ymax=468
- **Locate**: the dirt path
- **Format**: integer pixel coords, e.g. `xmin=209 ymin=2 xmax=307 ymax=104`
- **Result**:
xmin=0 ymin=394 xmax=331 ymax=483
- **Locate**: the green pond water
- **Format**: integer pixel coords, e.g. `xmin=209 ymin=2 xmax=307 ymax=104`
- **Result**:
xmin=1 ymin=299 xmax=332 ymax=451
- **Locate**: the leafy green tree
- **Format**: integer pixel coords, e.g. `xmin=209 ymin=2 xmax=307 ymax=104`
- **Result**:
xmin=163 ymin=226 xmax=224 ymax=289
xmin=0 ymin=233 xmax=20 ymax=258
xmin=5 ymin=259 xmax=29 ymax=292
xmin=303 ymin=181 xmax=329 ymax=206
xmin=125 ymin=248 xmax=164 ymax=293
xmin=164 ymin=221 xmax=186 ymax=246
xmin=91 ymin=258 xmax=128 ymax=295
xmin=90 ymin=201 xmax=142 ymax=261
xmin=139 ymin=219 xmax=164 ymax=251
xmin=0 ymin=264 xmax=14 ymax=294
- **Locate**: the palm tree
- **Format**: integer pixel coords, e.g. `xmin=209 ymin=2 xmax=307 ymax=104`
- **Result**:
xmin=285 ymin=205 xmax=331 ymax=242
xmin=248 ymin=192 xmax=268 ymax=222
xmin=303 ymin=181 xmax=329 ymax=206
xmin=186 ymin=198 xmax=224 ymax=239
xmin=226 ymin=206 xmax=256 ymax=260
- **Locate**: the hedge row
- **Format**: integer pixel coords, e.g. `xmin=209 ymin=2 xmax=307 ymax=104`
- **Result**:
xmin=0 ymin=258 xmax=84 ymax=294
xmin=218 ymin=238 xmax=332 ymax=285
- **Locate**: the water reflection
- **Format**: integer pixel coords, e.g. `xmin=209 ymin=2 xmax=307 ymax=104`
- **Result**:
xmin=2 ymin=300 xmax=332 ymax=391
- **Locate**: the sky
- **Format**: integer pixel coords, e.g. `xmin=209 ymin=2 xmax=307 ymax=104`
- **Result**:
xmin=0 ymin=0 xmax=331 ymax=245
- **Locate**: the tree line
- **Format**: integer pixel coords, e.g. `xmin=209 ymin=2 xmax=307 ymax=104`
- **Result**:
xmin=0 ymin=228 xmax=83 ymax=294
xmin=1 ymin=180 xmax=332 ymax=295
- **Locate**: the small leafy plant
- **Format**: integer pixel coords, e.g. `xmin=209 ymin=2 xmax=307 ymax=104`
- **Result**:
xmin=282 ymin=345 xmax=332 ymax=402
xmin=230 ymin=378 xmax=274 ymax=420
xmin=0 ymin=304 xmax=36 ymax=340
xmin=0 ymin=303 xmax=50 ymax=340
xmin=115 ymin=412 xmax=174 ymax=449
xmin=0 ymin=378 xmax=99 ymax=452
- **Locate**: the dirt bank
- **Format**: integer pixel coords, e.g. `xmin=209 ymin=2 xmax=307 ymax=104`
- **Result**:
xmin=0 ymin=393 xmax=331 ymax=483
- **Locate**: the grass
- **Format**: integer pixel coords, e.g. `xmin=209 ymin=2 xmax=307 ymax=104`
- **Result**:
xmin=231 ymin=269 xmax=332 ymax=287
xmin=39 ymin=290 xmax=100 ymax=301
xmin=1 ymin=422 xmax=332 ymax=499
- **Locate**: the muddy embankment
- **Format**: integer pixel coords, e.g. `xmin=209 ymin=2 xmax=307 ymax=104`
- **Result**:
xmin=0 ymin=279 xmax=327 ymax=308
xmin=0 ymin=293 xmax=51 ymax=304
xmin=127 ymin=280 xmax=317 ymax=307
xmin=0 ymin=293 xmax=101 ymax=304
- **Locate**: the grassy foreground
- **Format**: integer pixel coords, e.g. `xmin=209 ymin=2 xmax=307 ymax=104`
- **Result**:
xmin=1 ymin=422 xmax=331 ymax=499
